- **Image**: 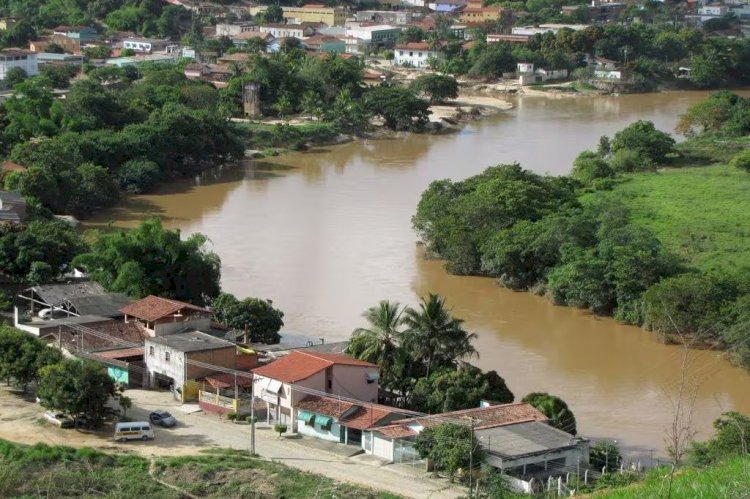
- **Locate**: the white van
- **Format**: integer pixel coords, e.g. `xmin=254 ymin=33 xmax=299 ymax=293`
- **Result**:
xmin=113 ymin=422 xmax=154 ymax=442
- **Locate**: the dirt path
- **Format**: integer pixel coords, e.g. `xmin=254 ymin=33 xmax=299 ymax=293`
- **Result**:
xmin=148 ymin=457 xmax=199 ymax=499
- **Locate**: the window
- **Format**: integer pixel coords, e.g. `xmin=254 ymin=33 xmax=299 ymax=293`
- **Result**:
xmin=409 ymin=51 xmax=413 ymax=57
xmin=418 ymin=52 xmax=422 ymax=57
xmin=149 ymin=346 xmax=154 ymax=356
xmin=165 ymin=351 xmax=170 ymax=362
xmin=327 ymin=379 xmax=332 ymax=390
xmin=399 ymin=51 xmax=403 ymax=56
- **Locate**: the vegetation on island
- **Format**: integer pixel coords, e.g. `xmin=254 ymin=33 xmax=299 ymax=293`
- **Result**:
xmin=0 ymin=441 xmax=399 ymax=498
xmin=414 ymin=91 xmax=750 ymax=371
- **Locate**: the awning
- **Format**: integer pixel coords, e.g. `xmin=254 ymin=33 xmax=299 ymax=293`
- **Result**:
xmin=267 ymin=379 xmax=283 ymax=394
xmin=298 ymin=410 xmax=316 ymax=424
xmin=315 ymin=415 xmax=333 ymax=429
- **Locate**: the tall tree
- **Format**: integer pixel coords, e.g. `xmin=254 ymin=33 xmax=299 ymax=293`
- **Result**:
xmin=401 ymin=294 xmax=477 ymax=377
xmin=347 ymin=300 xmax=405 ymax=377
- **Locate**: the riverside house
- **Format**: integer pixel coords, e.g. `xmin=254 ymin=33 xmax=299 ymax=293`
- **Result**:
xmin=252 ymin=351 xmax=379 ymax=428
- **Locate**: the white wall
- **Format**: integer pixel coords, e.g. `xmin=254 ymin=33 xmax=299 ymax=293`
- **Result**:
xmin=145 ymin=341 xmax=185 ymax=386
xmin=394 ymin=48 xmax=436 ymax=68
xmin=154 ymin=317 xmax=211 ymax=336
xmin=298 ymin=420 xmax=341 ymax=442
xmin=371 ymin=433 xmax=394 ymax=461
xmin=0 ymin=52 xmax=38 ymax=80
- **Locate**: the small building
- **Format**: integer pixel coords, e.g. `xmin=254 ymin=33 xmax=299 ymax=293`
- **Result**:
xmin=252 ymin=351 xmax=379 ymax=428
xmin=282 ymin=4 xmax=347 ymax=26
xmin=0 ymin=49 xmax=38 ymax=80
xmin=35 ymin=52 xmax=85 ymax=66
xmin=52 ymin=25 xmax=99 ymax=43
xmin=145 ymin=329 xmax=237 ymax=393
xmin=259 ymin=23 xmax=319 ymax=39
xmin=345 ymin=25 xmax=401 ymax=49
xmin=0 ymin=190 xmax=26 ymax=223
xmin=355 ymin=10 xmax=415 ymax=25
xmin=121 ymin=295 xmax=213 ymax=337
xmin=303 ymin=34 xmax=346 ymax=53
xmin=296 ymin=394 xmax=403 ymax=447
xmin=366 ymin=402 xmax=589 ymax=492
xmin=460 ymin=0 xmax=505 ymax=24
xmin=215 ymin=22 xmax=257 ymax=37
xmin=105 ymin=53 xmax=179 ymax=67
xmin=512 ymin=24 xmax=589 ymax=36
xmin=15 ymin=282 xmax=133 ymax=334
xmin=393 ymin=42 xmax=440 ymax=68
xmin=122 ymin=37 xmax=173 ymax=53
xmin=231 ymin=31 xmax=275 ymax=48
xmin=487 ymin=33 xmax=530 ymax=44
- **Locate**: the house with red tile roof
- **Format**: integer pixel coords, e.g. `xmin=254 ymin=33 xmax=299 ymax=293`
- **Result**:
xmin=295 ymin=394 xmax=403 ymax=446
xmin=364 ymin=402 xmax=590 ymax=490
xmin=121 ymin=295 xmax=212 ymax=336
xmin=252 ymin=350 xmax=379 ymax=429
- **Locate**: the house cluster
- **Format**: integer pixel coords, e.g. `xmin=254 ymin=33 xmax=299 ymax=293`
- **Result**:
xmin=8 ymin=278 xmax=589 ymax=493
xmin=250 ymin=346 xmax=589 ymax=492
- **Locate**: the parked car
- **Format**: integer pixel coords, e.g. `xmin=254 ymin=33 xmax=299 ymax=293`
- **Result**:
xmin=149 ymin=410 xmax=177 ymax=427
xmin=113 ymin=422 xmax=154 ymax=442
xmin=43 ymin=411 xmax=74 ymax=429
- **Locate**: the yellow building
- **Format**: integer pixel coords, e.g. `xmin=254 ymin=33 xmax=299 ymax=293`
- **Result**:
xmin=460 ymin=0 xmax=504 ymax=24
xmin=277 ymin=4 xmax=347 ymax=27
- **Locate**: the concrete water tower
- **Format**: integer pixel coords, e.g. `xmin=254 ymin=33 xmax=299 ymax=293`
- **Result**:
xmin=242 ymin=82 xmax=260 ymax=117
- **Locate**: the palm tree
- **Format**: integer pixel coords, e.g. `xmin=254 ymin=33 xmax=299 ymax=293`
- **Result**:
xmin=401 ymin=293 xmax=478 ymax=377
xmin=347 ymin=300 xmax=405 ymax=377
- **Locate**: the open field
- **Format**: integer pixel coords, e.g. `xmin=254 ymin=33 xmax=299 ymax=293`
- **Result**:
xmin=585 ymin=164 xmax=750 ymax=275
xmin=0 ymin=439 xmax=399 ymax=498
xmin=591 ymin=456 xmax=750 ymax=498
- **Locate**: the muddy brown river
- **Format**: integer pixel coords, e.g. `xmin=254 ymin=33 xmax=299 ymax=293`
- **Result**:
xmin=91 ymin=91 xmax=750 ymax=458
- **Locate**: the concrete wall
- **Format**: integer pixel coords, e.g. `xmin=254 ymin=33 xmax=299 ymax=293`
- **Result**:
xmin=329 ymin=365 xmax=379 ymax=403
xmin=185 ymin=347 xmax=236 ymax=380
xmin=152 ymin=315 xmax=211 ymax=336
xmin=0 ymin=52 xmax=38 ymax=79
xmin=370 ymin=433 xmax=395 ymax=461
xmin=298 ymin=419 xmax=341 ymax=442
xmin=145 ymin=342 xmax=235 ymax=388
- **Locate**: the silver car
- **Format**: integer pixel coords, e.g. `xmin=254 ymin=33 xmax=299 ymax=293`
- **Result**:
xmin=149 ymin=410 xmax=177 ymax=427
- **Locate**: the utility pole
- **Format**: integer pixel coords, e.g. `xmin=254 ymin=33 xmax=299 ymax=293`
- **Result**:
xmin=250 ymin=380 xmax=256 ymax=455
xmin=468 ymin=417 xmax=476 ymax=499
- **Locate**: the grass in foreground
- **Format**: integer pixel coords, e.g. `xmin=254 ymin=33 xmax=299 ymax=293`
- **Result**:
xmin=586 ymin=164 xmax=750 ymax=275
xmin=591 ymin=455 xmax=750 ymax=498
xmin=0 ymin=440 xmax=399 ymax=498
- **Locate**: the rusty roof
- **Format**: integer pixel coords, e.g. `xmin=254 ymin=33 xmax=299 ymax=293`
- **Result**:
xmin=120 ymin=295 xmax=210 ymax=322
xmin=396 ymin=402 xmax=548 ymax=430
xmin=373 ymin=423 xmax=418 ymax=439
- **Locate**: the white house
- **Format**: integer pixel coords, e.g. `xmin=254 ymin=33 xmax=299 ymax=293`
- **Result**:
xmin=122 ymin=37 xmax=173 ymax=53
xmin=252 ymin=351 xmax=380 ymax=429
xmin=393 ymin=42 xmax=439 ymax=68
xmin=295 ymin=394 xmax=402 ymax=448
xmin=144 ymin=330 xmax=237 ymax=391
xmin=0 ymin=49 xmax=38 ymax=80
xmin=365 ymin=402 xmax=589 ymax=493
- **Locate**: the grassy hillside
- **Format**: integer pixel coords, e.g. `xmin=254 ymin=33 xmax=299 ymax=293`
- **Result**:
xmin=592 ymin=456 xmax=750 ymax=498
xmin=584 ymin=164 xmax=750 ymax=275
xmin=0 ymin=440 xmax=399 ymax=498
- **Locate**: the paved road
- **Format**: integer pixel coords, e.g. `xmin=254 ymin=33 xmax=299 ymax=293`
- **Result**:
xmin=124 ymin=390 xmax=463 ymax=499
xmin=0 ymin=386 xmax=461 ymax=497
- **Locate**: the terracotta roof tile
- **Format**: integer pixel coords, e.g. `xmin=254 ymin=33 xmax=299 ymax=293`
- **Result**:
xmin=395 ymin=402 xmax=548 ymax=430
xmin=374 ymin=424 xmax=418 ymax=438
xmin=297 ymin=395 xmax=397 ymax=430
xmin=252 ymin=351 xmax=376 ymax=383
xmin=120 ymin=295 xmax=210 ymax=322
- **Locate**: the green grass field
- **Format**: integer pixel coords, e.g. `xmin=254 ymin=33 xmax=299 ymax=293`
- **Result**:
xmin=592 ymin=456 xmax=750 ymax=498
xmin=0 ymin=440 xmax=399 ymax=498
xmin=586 ymin=164 xmax=750 ymax=275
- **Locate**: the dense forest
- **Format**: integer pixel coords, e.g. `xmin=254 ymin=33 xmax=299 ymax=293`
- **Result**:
xmin=413 ymin=91 xmax=750 ymax=369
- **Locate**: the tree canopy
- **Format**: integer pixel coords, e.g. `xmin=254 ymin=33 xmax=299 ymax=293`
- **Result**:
xmin=414 ymin=423 xmax=483 ymax=481
xmin=73 ymin=219 xmax=221 ymax=306
xmin=211 ymin=292 xmax=284 ymax=344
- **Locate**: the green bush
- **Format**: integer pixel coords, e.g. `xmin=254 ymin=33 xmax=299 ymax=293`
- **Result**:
xmin=245 ymin=415 xmax=256 ymax=423
xmin=226 ymin=412 xmax=237 ymax=421
xmin=610 ymin=148 xmax=655 ymax=173
xmin=590 ymin=440 xmax=622 ymax=472
xmin=729 ymin=149 xmax=750 ymax=172
xmin=274 ymin=423 xmax=287 ymax=437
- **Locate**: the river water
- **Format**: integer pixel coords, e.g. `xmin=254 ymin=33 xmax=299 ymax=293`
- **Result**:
xmin=91 ymin=91 xmax=750 ymax=457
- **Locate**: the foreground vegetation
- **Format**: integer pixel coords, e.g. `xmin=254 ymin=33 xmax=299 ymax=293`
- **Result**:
xmin=413 ymin=92 xmax=750 ymax=369
xmin=0 ymin=440 xmax=399 ymax=498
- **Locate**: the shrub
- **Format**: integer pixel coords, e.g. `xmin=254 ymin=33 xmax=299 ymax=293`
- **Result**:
xmin=245 ymin=415 xmax=256 ymax=423
xmin=729 ymin=149 xmax=750 ymax=173
xmin=274 ymin=423 xmax=287 ymax=437
xmin=117 ymin=159 xmax=162 ymax=194
xmin=590 ymin=440 xmax=622 ymax=472
xmin=226 ymin=412 xmax=237 ymax=421
xmin=571 ymin=150 xmax=615 ymax=184
xmin=610 ymin=148 xmax=655 ymax=173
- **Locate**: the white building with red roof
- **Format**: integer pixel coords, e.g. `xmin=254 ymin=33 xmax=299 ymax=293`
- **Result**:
xmin=121 ymin=295 xmax=212 ymax=336
xmin=252 ymin=350 xmax=380 ymax=428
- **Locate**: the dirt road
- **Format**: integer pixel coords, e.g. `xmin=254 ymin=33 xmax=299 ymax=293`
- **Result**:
xmin=0 ymin=387 xmax=462 ymax=498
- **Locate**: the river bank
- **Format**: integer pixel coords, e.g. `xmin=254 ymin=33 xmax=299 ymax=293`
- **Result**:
xmin=87 ymin=91 xmax=750 ymax=458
